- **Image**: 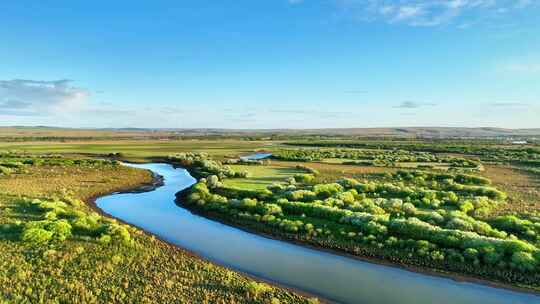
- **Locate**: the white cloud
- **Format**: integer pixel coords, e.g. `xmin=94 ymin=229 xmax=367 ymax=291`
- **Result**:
xmin=393 ymin=5 xmax=424 ymax=21
xmin=336 ymin=0 xmax=535 ymax=27
xmin=0 ymin=79 xmax=89 ymax=116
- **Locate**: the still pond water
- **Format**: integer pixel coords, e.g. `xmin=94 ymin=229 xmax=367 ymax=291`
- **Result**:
xmin=96 ymin=163 xmax=540 ymax=304
xmin=240 ymin=153 xmax=273 ymax=160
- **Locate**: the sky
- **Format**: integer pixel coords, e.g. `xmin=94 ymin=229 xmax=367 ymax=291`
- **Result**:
xmin=0 ymin=0 xmax=539 ymax=129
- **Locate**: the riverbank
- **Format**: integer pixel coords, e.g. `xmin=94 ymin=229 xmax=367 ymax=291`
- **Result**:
xmin=88 ymin=164 xmax=326 ymax=303
xmin=175 ymin=184 xmax=540 ymax=297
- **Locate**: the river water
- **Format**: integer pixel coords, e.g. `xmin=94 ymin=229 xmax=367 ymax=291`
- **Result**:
xmin=96 ymin=163 xmax=540 ymax=304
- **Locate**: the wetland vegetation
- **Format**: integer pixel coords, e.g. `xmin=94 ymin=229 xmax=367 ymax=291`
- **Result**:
xmin=1 ymin=134 xmax=540 ymax=302
xmin=0 ymin=152 xmax=312 ymax=303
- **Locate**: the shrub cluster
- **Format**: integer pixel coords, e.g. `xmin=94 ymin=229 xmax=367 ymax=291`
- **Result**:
xmin=168 ymin=152 xmax=248 ymax=179
xmin=285 ymin=141 xmax=540 ymax=163
xmin=223 ymin=158 xmax=268 ymax=166
xmin=19 ymin=198 xmax=133 ymax=246
xmin=179 ymin=161 xmax=540 ymax=286
xmin=273 ymin=148 xmax=481 ymax=169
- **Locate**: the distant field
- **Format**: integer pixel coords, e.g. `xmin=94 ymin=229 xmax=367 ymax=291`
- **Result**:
xmin=2 ymin=126 xmax=540 ymax=139
xmin=0 ymin=140 xmax=277 ymax=161
xmin=0 ymin=127 xmax=170 ymax=138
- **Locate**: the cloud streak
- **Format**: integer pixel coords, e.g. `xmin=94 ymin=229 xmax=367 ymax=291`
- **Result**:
xmin=394 ymin=101 xmax=436 ymax=108
xmin=488 ymin=102 xmax=530 ymax=107
xmin=336 ymin=0 xmax=536 ymax=27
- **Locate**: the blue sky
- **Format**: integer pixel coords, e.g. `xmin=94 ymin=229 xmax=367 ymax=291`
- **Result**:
xmin=0 ymin=0 xmax=539 ymax=129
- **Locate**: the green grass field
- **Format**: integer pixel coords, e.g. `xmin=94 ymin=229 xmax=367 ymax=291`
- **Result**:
xmin=224 ymin=164 xmax=305 ymax=190
xmin=0 ymin=140 xmax=278 ymax=162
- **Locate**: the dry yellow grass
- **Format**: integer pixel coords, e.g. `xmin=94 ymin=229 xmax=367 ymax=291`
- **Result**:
xmin=0 ymin=165 xmax=152 ymax=201
xmin=482 ymin=165 xmax=540 ymax=215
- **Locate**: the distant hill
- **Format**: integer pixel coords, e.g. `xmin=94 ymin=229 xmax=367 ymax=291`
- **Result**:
xmin=1 ymin=126 xmax=540 ymax=139
xmin=99 ymin=127 xmax=540 ymax=138
xmin=261 ymin=127 xmax=540 ymax=138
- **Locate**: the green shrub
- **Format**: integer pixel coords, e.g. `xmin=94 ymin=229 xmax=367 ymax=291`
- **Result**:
xmin=511 ymin=252 xmax=537 ymax=272
xmin=21 ymin=228 xmax=53 ymax=244
xmin=105 ymin=224 xmax=132 ymax=246
xmin=313 ymin=183 xmax=343 ymax=199
xmin=294 ymin=174 xmax=315 ymax=184
xmin=287 ymin=190 xmax=316 ymax=202
xmin=244 ymin=281 xmax=270 ymax=297
xmin=47 ymin=220 xmax=72 ymax=241
xmin=98 ymin=234 xmax=112 ymax=245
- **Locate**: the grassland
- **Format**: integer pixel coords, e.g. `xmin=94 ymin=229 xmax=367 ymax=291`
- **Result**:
xmin=0 ymin=157 xmax=311 ymax=303
xmin=0 ymin=162 xmax=151 ymax=200
xmin=0 ymin=140 xmax=276 ymax=162
xmin=2 ymin=126 xmax=540 ymax=139
xmin=2 ymin=136 xmax=540 ymax=300
xmin=175 ymin=146 xmax=540 ymax=293
xmin=482 ymin=165 xmax=540 ymax=215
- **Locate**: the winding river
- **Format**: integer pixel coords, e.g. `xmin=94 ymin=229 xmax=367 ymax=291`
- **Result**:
xmin=96 ymin=163 xmax=540 ymax=304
